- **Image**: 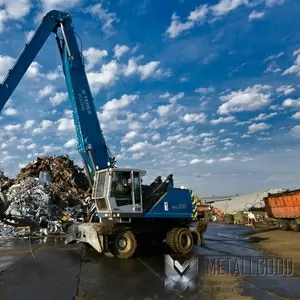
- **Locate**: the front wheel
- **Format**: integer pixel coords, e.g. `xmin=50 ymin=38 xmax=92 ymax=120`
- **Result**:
xmin=288 ymin=220 xmax=300 ymax=232
xmin=110 ymin=230 xmax=137 ymax=259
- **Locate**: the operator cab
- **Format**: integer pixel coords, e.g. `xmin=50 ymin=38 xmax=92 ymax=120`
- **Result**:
xmin=92 ymin=168 xmax=146 ymax=217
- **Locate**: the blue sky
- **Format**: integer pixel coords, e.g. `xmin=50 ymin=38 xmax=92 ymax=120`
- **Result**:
xmin=0 ymin=0 xmax=300 ymax=196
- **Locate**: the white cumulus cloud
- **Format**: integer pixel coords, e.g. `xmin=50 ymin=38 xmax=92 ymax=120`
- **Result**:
xmin=0 ymin=55 xmax=15 ymax=81
xmin=182 ymin=113 xmax=206 ymax=123
xmin=121 ymin=131 xmax=138 ymax=143
xmin=265 ymin=0 xmax=287 ymax=7
xmin=248 ymin=122 xmax=271 ymax=133
xmin=0 ymin=0 xmax=31 ymax=32
xmin=3 ymin=107 xmax=17 ymax=116
xmin=211 ymin=0 xmax=248 ymax=17
xmin=282 ymin=98 xmax=300 ymax=108
xmin=83 ymin=47 xmax=108 ymax=71
xmin=87 ymin=60 xmax=119 ymax=94
xmin=218 ymin=85 xmax=272 ymax=115
xmin=4 ymin=124 xmax=21 ymax=131
xmin=166 ymin=5 xmax=209 ymax=38
xmin=249 ymin=10 xmax=264 ymax=21
xmin=114 ymin=44 xmax=130 ymax=59
xmin=190 ymin=158 xmax=203 ymax=164
xmin=33 ymin=120 xmax=53 ymax=134
xmin=38 ymin=85 xmax=54 ymax=98
xmin=282 ymin=52 xmax=300 ymax=76
xmin=157 ymin=104 xmax=173 ymax=117
xmin=85 ymin=2 xmax=119 ymax=34
xmin=24 ymin=120 xmax=35 ymax=129
xmin=252 ymin=112 xmax=277 ymax=121
xmin=291 ymin=112 xmax=300 ymax=120
xmin=101 ymin=94 xmax=139 ymax=121
xmin=276 ymin=85 xmax=295 ymax=96
xmin=291 ymin=125 xmax=300 ymax=136
xmin=64 ymin=139 xmax=77 ymax=148
xmin=219 ymin=156 xmax=234 ymax=162
xmin=127 ymin=141 xmax=149 ymax=152
xmin=123 ymin=58 xmax=167 ymax=80
xmin=210 ymin=116 xmax=236 ymax=125
xmin=56 ymin=118 xmax=75 ymax=132
xmin=49 ymin=92 xmax=68 ymax=106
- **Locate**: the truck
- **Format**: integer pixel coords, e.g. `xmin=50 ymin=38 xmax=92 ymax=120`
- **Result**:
xmin=263 ymin=190 xmax=300 ymax=232
xmin=0 ymin=10 xmax=207 ymax=258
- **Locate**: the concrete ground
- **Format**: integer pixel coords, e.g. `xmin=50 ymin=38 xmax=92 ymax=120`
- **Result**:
xmin=0 ymin=223 xmax=300 ymax=300
xmin=249 ymin=228 xmax=300 ymax=277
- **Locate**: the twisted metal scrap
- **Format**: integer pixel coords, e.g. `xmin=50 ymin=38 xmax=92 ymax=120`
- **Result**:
xmin=1 ymin=178 xmax=60 ymax=235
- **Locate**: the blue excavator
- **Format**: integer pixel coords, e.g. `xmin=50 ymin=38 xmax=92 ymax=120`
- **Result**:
xmin=0 ymin=10 xmax=207 ymax=258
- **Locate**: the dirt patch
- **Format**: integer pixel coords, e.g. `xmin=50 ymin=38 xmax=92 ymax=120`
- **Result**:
xmin=248 ymin=229 xmax=300 ymax=276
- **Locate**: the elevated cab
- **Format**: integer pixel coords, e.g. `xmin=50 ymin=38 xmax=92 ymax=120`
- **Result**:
xmin=92 ymin=168 xmax=146 ymax=218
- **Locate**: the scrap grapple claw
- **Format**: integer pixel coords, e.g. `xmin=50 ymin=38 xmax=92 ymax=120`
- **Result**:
xmin=65 ymin=223 xmax=105 ymax=253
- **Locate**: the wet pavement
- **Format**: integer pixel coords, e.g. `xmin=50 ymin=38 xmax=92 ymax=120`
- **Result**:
xmin=0 ymin=223 xmax=300 ymax=300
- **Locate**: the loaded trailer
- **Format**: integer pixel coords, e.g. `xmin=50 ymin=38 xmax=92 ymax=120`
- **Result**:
xmin=263 ymin=189 xmax=300 ymax=231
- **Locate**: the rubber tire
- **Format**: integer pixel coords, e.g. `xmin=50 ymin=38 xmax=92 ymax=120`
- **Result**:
xmin=288 ymin=220 xmax=300 ymax=232
xmin=192 ymin=231 xmax=201 ymax=246
xmin=278 ymin=219 xmax=290 ymax=231
xmin=110 ymin=230 xmax=137 ymax=259
xmin=166 ymin=228 xmax=180 ymax=252
xmin=172 ymin=228 xmax=194 ymax=254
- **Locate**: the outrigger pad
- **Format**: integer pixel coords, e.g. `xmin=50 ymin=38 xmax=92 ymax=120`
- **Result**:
xmin=65 ymin=223 xmax=105 ymax=254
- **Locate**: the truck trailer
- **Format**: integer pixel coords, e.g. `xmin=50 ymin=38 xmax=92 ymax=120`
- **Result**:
xmin=263 ymin=190 xmax=300 ymax=232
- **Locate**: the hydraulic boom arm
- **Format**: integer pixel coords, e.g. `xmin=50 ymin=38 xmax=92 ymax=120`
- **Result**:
xmin=0 ymin=10 xmax=115 ymax=179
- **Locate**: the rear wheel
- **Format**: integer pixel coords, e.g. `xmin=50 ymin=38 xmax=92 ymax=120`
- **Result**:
xmin=278 ymin=219 xmax=290 ymax=231
xmin=110 ymin=230 xmax=137 ymax=259
xmin=171 ymin=228 xmax=194 ymax=254
xmin=288 ymin=220 xmax=300 ymax=232
xmin=166 ymin=228 xmax=179 ymax=252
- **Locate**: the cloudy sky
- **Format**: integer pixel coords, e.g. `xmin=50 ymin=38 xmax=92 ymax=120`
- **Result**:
xmin=0 ymin=0 xmax=300 ymax=196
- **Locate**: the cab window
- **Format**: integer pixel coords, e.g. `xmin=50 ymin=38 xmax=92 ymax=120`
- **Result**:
xmin=110 ymin=171 xmax=133 ymax=206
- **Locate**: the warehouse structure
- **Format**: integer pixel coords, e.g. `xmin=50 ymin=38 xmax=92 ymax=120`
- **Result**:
xmin=203 ymin=189 xmax=285 ymax=215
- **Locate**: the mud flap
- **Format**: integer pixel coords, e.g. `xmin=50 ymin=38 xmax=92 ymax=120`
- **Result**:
xmin=65 ymin=223 xmax=105 ymax=254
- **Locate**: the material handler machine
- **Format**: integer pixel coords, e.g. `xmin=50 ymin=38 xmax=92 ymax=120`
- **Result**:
xmin=0 ymin=10 xmax=207 ymax=258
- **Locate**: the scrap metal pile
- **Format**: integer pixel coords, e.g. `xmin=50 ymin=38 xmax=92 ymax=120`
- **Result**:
xmin=0 ymin=155 xmax=90 ymax=238
xmin=16 ymin=155 xmax=90 ymax=205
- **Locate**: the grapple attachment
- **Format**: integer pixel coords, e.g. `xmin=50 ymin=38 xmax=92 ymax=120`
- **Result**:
xmin=65 ymin=223 xmax=105 ymax=253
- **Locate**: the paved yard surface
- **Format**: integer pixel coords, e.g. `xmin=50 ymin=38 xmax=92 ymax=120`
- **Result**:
xmin=0 ymin=223 xmax=299 ymax=300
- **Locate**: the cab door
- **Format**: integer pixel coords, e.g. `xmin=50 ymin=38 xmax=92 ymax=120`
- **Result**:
xmin=132 ymin=171 xmax=143 ymax=213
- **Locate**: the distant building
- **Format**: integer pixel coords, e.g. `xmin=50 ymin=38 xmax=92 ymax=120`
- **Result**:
xmin=204 ymin=189 xmax=285 ymax=214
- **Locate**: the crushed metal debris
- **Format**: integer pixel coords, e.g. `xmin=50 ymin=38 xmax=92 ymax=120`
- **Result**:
xmin=0 ymin=155 xmax=89 ymax=238
xmin=16 ymin=155 xmax=90 ymax=205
